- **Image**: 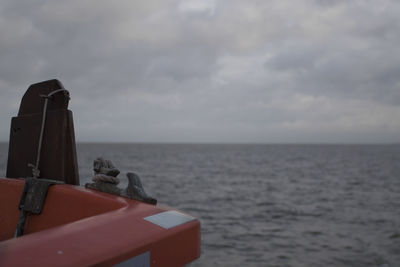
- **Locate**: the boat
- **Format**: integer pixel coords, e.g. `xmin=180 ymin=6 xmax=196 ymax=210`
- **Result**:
xmin=0 ymin=80 xmax=201 ymax=266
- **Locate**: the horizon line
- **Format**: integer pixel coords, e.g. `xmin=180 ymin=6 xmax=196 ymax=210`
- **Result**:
xmin=1 ymin=141 xmax=399 ymax=145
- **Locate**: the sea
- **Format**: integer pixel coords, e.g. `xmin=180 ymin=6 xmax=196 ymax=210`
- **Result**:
xmin=1 ymin=143 xmax=399 ymax=267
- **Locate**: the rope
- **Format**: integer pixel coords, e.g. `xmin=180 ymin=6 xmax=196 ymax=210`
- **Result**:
xmin=29 ymin=88 xmax=70 ymax=178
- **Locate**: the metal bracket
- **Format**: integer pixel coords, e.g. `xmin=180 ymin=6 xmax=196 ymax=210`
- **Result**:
xmin=85 ymin=158 xmax=156 ymax=205
xmin=14 ymin=177 xmax=63 ymax=237
xmin=85 ymin=173 xmax=157 ymax=205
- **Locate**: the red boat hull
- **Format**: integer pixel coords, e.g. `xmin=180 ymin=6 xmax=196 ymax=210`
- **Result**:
xmin=0 ymin=178 xmax=200 ymax=266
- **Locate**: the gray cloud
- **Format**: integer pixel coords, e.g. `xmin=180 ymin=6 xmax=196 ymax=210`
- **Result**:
xmin=0 ymin=0 xmax=399 ymax=143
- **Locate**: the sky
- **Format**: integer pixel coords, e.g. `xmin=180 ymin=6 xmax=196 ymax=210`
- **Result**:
xmin=0 ymin=0 xmax=399 ymax=143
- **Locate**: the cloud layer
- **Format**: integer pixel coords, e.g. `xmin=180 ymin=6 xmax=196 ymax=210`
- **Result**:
xmin=1 ymin=0 xmax=399 ymax=143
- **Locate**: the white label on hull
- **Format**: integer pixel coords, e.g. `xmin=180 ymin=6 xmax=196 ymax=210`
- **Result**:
xmin=144 ymin=210 xmax=196 ymax=229
xmin=114 ymin=251 xmax=149 ymax=267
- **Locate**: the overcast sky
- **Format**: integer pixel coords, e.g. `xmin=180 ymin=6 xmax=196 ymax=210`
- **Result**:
xmin=0 ymin=0 xmax=399 ymax=143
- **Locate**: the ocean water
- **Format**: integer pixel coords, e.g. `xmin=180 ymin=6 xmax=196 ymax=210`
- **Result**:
xmin=1 ymin=143 xmax=400 ymax=266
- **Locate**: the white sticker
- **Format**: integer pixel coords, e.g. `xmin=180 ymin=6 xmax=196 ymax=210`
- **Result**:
xmin=114 ymin=251 xmax=150 ymax=267
xmin=144 ymin=210 xmax=196 ymax=229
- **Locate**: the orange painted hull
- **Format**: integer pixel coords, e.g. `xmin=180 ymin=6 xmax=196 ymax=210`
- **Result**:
xmin=0 ymin=178 xmax=200 ymax=266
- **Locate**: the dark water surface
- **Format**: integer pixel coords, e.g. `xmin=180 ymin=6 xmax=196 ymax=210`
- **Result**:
xmin=1 ymin=143 xmax=399 ymax=266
